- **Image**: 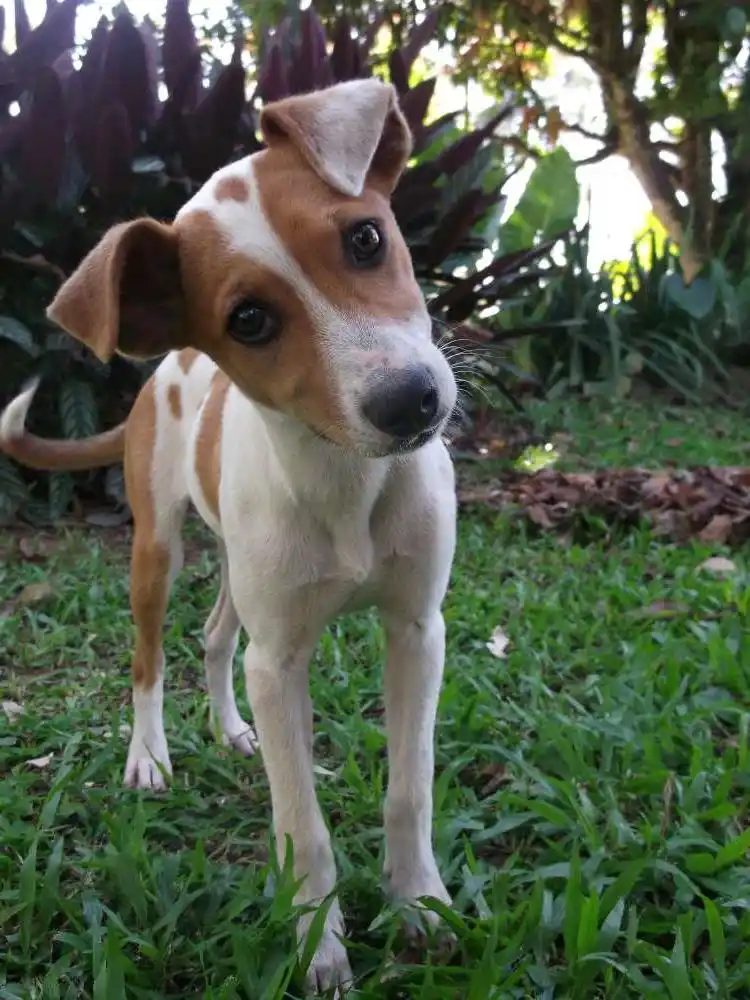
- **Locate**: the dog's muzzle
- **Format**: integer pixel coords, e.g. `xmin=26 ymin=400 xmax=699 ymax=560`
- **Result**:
xmin=361 ymin=365 xmax=443 ymax=447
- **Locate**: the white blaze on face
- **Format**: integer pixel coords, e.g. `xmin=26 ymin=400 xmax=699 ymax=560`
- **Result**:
xmin=176 ymin=156 xmax=457 ymax=451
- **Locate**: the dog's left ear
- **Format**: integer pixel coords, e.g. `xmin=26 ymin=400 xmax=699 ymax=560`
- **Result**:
xmin=260 ymin=79 xmax=412 ymax=198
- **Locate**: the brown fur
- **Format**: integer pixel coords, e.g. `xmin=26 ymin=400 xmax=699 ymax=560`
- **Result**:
xmin=177 ymin=348 xmax=201 ymax=374
xmin=1 ymin=419 xmax=126 ymax=471
xmin=174 ymin=210 xmax=348 ymax=441
xmin=123 ymin=377 xmax=169 ymax=690
xmin=167 ymin=384 xmax=182 ymax=421
xmin=215 ymin=176 xmax=250 ymax=203
xmin=253 ymin=146 xmax=423 ymax=323
xmin=194 ymin=370 xmax=231 ymax=521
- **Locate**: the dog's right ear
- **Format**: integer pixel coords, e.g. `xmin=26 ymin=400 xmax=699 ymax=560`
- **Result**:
xmin=47 ymin=218 xmax=188 ymax=363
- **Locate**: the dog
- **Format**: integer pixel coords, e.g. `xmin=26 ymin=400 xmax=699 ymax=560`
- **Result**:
xmin=0 ymin=78 xmax=459 ymax=992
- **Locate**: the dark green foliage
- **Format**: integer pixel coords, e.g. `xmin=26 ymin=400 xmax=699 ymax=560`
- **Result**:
xmin=482 ymin=225 xmax=750 ymax=404
xmin=0 ymin=0 xmax=564 ymax=522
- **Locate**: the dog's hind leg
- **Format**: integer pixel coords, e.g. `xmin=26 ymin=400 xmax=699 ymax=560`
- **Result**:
xmin=122 ymin=374 xmax=188 ymax=790
xmin=204 ymin=544 xmax=257 ymax=756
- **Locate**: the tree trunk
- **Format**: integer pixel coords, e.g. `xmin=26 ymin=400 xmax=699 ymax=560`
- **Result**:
xmin=606 ymin=77 xmax=705 ymax=282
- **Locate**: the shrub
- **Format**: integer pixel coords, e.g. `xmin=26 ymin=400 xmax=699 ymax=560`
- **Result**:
xmin=0 ymin=0 xmax=571 ymax=523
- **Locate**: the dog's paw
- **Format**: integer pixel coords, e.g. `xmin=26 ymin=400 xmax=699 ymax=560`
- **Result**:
xmin=223 ymin=725 xmax=258 ymax=758
xmin=388 ymin=872 xmax=457 ymax=957
xmin=304 ymin=931 xmax=352 ymax=996
xmin=124 ymin=745 xmax=172 ymax=790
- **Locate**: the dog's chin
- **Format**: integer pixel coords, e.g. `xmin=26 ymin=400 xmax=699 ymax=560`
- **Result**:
xmin=308 ymin=423 xmax=442 ymax=460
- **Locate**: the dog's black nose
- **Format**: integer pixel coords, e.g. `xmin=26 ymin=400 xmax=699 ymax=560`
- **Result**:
xmin=362 ymin=366 xmax=440 ymax=439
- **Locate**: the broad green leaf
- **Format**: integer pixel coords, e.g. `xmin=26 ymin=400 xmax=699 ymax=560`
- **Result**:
xmin=499 ymin=147 xmax=579 ymax=253
xmin=0 ymin=315 xmax=39 ymax=356
xmin=660 ymin=272 xmax=717 ymax=320
xmin=59 ymin=378 xmax=98 ymax=440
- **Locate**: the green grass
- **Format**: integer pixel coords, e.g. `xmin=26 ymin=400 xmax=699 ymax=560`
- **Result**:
xmin=2 ymin=509 xmax=749 ymax=999
xmin=530 ymin=396 xmax=750 ymax=470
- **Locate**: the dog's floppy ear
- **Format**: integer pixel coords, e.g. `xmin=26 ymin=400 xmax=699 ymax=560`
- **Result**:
xmin=47 ymin=218 xmax=188 ymax=363
xmin=260 ymin=79 xmax=412 ymax=198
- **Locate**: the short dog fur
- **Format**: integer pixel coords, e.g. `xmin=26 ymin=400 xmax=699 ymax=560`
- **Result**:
xmin=0 ymin=79 xmax=459 ymax=991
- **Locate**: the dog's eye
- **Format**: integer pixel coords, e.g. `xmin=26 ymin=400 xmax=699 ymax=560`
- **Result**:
xmin=227 ymin=299 xmax=280 ymax=346
xmin=346 ymin=220 xmax=385 ymax=268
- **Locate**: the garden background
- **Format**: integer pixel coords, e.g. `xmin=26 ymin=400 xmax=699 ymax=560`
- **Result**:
xmin=1 ymin=1 xmax=749 ymax=997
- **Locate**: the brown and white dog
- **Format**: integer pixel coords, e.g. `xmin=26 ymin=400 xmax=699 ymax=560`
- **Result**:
xmin=0 ymin=79 xmax=458 ymax=991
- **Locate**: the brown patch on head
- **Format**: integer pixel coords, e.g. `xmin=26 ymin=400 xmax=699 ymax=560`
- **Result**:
xmin=215 ymin=175 xmax=250 ymax=203
xmin=194 ymin=370 xmax=231 ymax=521
xmin=177 ymin=347 xmax=201 ymax=374
xmin=123 ymin=376 xmax=170 ymax=690
xmin=167 ymin=383 xmax=182 ymax=420
xmin=173 ymin=209 xmax=347 ymax=442
xmin=252 ymin=145 xmax=424 ymax=324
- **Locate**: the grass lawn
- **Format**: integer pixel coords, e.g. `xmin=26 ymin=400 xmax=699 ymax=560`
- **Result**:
xmin=1 ymin=399 xmax=750 ymax=998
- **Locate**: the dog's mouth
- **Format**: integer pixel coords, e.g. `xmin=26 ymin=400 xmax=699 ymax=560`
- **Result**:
xmin=390 ymin=424 xmax=441 ymax=455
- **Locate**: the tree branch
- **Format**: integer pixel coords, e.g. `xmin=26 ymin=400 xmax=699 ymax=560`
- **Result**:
xmin=575 ymin=143 xmax=617 ymax=167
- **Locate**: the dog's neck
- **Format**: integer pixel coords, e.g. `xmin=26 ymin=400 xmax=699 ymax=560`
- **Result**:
xmin=243 ymin=392 xmax=393 ymax=516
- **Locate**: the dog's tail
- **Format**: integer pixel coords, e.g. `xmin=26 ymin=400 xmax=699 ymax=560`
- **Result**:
xmin=0 ymin=378 xmax=127 ymax=471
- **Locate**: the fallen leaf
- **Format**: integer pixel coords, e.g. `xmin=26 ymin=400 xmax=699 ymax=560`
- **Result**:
xmin=698 ymin=514 xmax=734 ymax=544
xmin=18 ymin=581 xmax=54 ymax=606
xmin=632 ymin=600 xmax=692 ymax=620
xmin=27 ymin=753 xmax=54 ymax=769
xmin=527 ymin=504 xmax=554 ymax=528
xmin=697 ymin=556 xmax=737 ymax=575
xmin=2 ymin=699 xmax=23 ymax=722
xmin=486 ymin=627 xmax=510 ymax=658
xmin=18 ymin=537 xmax=49 ymax=563
xmin=665 ymin=438 xmax=684 ymax=447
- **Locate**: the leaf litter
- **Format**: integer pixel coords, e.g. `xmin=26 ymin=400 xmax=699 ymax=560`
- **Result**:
xmin=459 ymin=466 xmax=750 ymax=546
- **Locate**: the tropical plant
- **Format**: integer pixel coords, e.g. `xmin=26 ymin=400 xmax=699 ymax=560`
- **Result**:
xmin=492 ymin=224 xmax=736 ymax=402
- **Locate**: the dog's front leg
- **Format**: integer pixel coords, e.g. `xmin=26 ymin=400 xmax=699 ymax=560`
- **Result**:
xmin=382 ymin=609 xmax=451 ymax=929
xmin=244 ymin=641 xmax=351 ymax=993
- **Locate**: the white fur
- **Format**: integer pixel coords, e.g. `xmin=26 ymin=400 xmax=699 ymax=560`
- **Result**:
xmin=0 ymin=379 xmax=38 ymax=441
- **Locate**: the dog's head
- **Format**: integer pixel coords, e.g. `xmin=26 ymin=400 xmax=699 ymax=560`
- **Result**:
xmin=47 ymin=79 xmax=457 ymax=456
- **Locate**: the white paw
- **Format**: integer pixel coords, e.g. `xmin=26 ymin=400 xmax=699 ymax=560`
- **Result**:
xmin=124 ymin=743 xmax=172 ymax=790
xmin=304 ymin=930 xmax=352 ymax=995
xmin=388 ymin=870 xmax=456 ymax=951
xmin=223 ymin=725 xmax=258 ymax=758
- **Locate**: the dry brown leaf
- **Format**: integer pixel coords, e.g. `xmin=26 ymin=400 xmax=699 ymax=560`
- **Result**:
xmin=18 ymin=581 xmax=54 ymax=606
xmin=2 ymin=700 xmax=23 ymax=723
xmin=527 ymin=504 xmax=554 ymax=528
xmin=486 ymin=627 xmax=510 ymax=658
xmin=632 ymin=601 xmax=692 ymax=620
xmin=27 ymin=753 xmax=54 ymax=769
xmin=698 ymin=514 xmax=734 ymax=544
xmin=697 ymin=556 xmax=737 ymax=575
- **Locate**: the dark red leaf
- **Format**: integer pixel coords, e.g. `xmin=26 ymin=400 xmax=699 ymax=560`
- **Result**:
xmin=389 ymin=48 xmax=409 ymax=93
xmin=330 ymin=15 xmax=360 ymax=82
xmin=412 ymin=108 xmax=460 ymax=155
xmin=100 ymin=12 xmax=155 ymax=133
xmin=139 ymin=17 xmax=160 ymax=115
xmin=163 ymin=0 xmax=200 ymax=111
xmin=391 ymin=184 xmax=439 ymax=228
xmin=402 ymin=6 xmax=442 ymax=73
xmin=435 ymin=105 xmax=512 ymax=175
xmin=298 ymin=6 xmax=331 ymax=90
xmin=92 ymin=101 xmax=133 ymax=204
xmin=9 ymin=0 xmax=78 ymax=96
xmin=257 ymin=40 xmax=289 ymax=102
xmin=19 ymin=65 xmax=66 ymax=205
xmin=423 ymin=189 xmax=486 ymax=269
xmin=183 ymin=61 xmax=245 ymax=180
xmin=14 ymin=0 xmax=30 ymax=49
xmin=398 ymin=77 xmax=436 ymax=134
xmin=0 ymin=8 xmax=6 ymax=52
xmin=429 ymin=235 xmax=565 ymax=323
